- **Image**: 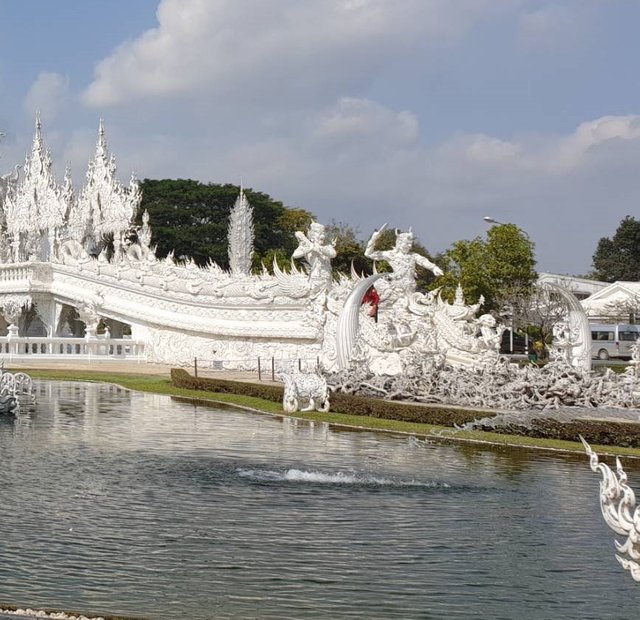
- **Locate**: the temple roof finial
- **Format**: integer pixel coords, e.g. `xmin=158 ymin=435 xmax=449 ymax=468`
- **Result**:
xmin=95 ymin=118 xmax=108 ymax=161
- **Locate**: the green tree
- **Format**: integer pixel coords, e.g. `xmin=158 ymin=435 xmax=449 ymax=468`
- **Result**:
xmin=259 ymin=248 xmax=292 ymax=273
xmin=138 ymin=179 xmax=300 ymax=269
xmin=485 ymin=223 xmax=537 ymax=309
xmin=276 ymin=208 xmax=315 ymax=255
xmin=434 ymin=237 xmax=492 ymax=305
xmin=258 ymin=208 xmax=314 ymax=273
xmin=433 ymin=223 xmax=537 ymax=314
xmin=592 ymin=216 xmax=640 ymax=282
xmin=412 ymin=239 xmax=444 ymax=292
xmin=323 ymin=221 xmax=369 ymax=275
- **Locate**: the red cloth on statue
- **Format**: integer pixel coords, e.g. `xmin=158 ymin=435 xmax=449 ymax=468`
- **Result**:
xmin=362 ymin=286 xmax=380 ymax=319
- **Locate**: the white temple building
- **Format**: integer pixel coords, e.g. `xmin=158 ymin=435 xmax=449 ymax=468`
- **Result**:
xmin=0 ymin=118 xmax=581 ymax=374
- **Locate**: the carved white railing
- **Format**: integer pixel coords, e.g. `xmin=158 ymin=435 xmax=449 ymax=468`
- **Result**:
xmin=0 ymin=337 xmax=145 ymax=361
xmin=0 ymin=264 xmax=42 ymax=284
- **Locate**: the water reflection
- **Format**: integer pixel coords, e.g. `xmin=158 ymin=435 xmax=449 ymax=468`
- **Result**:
xmin=0 ymin=381 xmax=637 ymax=620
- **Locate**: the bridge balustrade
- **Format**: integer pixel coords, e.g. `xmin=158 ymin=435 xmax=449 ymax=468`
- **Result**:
xmin=0 ymin=265 xmax=38 ymax=282
xmin=0 ymin=337 xmax=145 ymax=361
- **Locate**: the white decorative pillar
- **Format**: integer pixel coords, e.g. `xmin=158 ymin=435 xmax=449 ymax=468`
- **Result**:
xmin=52 ymin=301 xmax=67 ymax=337
xmin=32 ymin=295 xmax=56 ymax=337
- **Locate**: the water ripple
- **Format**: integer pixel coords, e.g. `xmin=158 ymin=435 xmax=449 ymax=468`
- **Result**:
xmin=0 ymin=381 xmax=638 ymax=620
xmin=236 ymin=467 xmax=449 ymax=487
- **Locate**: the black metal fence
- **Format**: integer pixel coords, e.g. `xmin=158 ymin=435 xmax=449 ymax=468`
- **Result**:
xmin=192 ymin=356 xmax=322 ymax=381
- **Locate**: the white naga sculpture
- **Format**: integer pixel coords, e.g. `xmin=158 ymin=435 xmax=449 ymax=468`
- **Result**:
xmin=582 ymin=437 xmax=640 ymax=582
xmin=545 ymin=283 xmax=591 ymax=373
xmin=0 ymin=368 xmax=34 ymax=414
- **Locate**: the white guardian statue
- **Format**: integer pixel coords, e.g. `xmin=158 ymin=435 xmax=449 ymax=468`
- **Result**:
xmin=365 ymin=224 xmax=443 ymax=301
xmin=292 ymin=221 xmax=336 ymax=291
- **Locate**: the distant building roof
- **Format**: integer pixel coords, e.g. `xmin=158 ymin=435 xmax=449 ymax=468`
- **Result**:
xmin=580 ymin=281 xmax=640 ymax=321
xmin=538 ymin=272 xmax=609 ymax=300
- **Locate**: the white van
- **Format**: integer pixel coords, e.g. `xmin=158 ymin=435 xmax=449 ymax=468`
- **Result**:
xmin=590 ymin=323 xmax=640 ymax=360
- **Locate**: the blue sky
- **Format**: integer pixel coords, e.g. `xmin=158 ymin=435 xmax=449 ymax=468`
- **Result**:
xmin=1 ymin=0 xmax=640 ymax=276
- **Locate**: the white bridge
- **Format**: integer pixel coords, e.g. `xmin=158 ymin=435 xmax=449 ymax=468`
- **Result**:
xmin=0 ymin=257 xmax=316 ymax=366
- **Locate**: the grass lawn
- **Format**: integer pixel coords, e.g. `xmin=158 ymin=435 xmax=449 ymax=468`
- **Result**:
xmin=19 ymin=367 xmax=640 ymax=459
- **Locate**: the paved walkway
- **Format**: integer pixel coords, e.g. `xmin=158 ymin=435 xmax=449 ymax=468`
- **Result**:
xmin=6 ymin=359 xmax=174 ymax=375
xmin=4 ymin=359 xmax=277 ymax=384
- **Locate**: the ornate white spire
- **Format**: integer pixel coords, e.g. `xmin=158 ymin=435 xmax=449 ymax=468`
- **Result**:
xmin=4 ymin=115 xmax=64 ymax=261
xmin=77 ymin=120 xmax=140 ymax=257
xmin=228 ymin=185 xmax=254 ymax=275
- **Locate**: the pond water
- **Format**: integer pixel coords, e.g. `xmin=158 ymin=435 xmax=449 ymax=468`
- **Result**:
xmin=0 ymin=381 xmax=638 ymax=619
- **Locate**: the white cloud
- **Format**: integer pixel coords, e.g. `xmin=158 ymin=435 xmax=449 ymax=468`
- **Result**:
xmin=518 ymin=3 xmax=592 ymax=51
xmin=24 ymin=72 xmax=70 ymax=122
xmin=312 ymin=97 xmax=419 ymax=148
xmin=82 ymin=0 xmax=513 ymax=107
xmin=452 ymin=134 xmax=522 ymax=164
xmin=10 ymin=0 xmax=637 ymax=278
xmin=548 ymin=115 xmax=640 ymax=172
xmin=432 ymin=115 xmax=640 ymax=180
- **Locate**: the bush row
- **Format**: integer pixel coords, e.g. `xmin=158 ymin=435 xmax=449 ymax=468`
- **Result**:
xmin=171 ymin=369 xmax=640 ymax=447
xmin=170 ymin=368 xmax=495 ymax=427
xmin=171 ymin=368 xmax=284 ymax=402
xmin=475 ymin=418 xmax=640 ymax=448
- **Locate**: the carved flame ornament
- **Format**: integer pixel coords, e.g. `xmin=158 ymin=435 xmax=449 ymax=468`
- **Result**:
xmin=581 ymin=436 xmax=640 ymax=582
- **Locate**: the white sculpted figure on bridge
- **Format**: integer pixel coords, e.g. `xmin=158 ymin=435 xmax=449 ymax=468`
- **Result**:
xmin=139 ymin=210 xmax=152 ymax=249
xmin=476 ymin=314 xmax=505 ymax=351
xmin=292 ymin=222 xmax=336 ymax=290
xmin=365 ymin=224 xmax=443 ymax=300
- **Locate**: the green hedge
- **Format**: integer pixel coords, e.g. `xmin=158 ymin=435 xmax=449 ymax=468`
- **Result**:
xmin=171 ymin=369 xmax=640 ymax=447
xmin=171 ymin=368 xmax=284 ymax=401
xmin=476 ymin=418 xmax=640 ymax=448
xmin=170 ymin=368 xmax=495 ymax=427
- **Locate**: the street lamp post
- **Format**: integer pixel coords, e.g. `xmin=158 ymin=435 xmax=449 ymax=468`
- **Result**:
xmin=484 ymin=215 xmax=531 ymax=239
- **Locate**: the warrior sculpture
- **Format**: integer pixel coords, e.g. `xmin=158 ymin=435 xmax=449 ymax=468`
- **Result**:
xmin=365 ymin=224 xmax=443 ymax=301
